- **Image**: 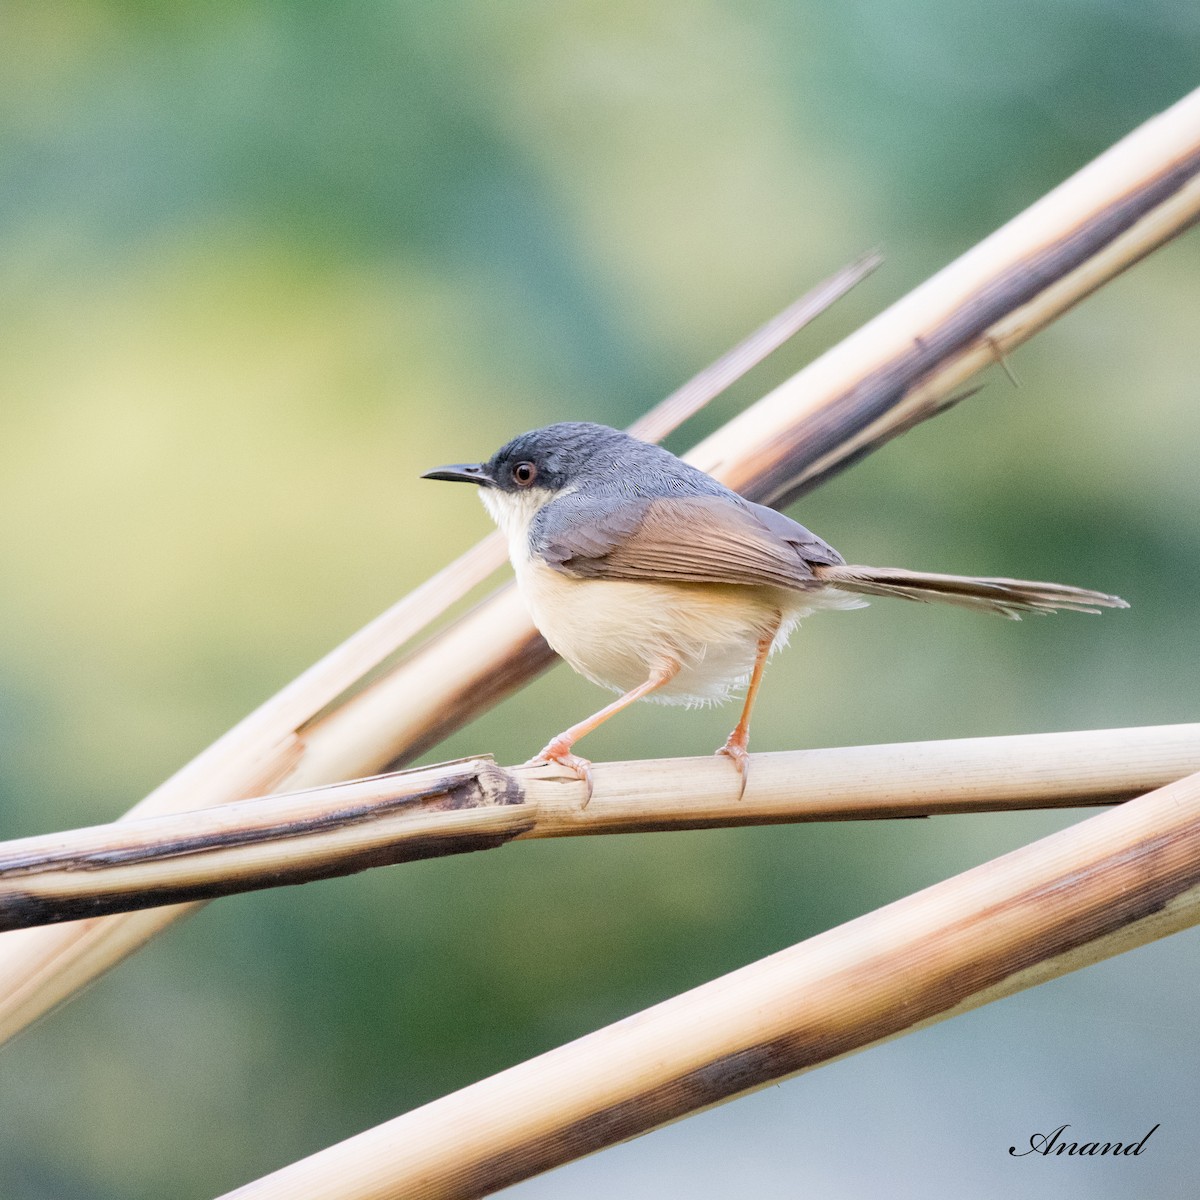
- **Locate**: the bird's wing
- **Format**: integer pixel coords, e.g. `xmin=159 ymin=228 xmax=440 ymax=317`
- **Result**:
xmin=532 ymin=493 xmax=843 ymax=589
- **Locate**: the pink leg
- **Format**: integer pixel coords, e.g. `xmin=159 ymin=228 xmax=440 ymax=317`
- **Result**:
xmin=528 ymin=662 xmax=679 ymax=804
xmin=716 ymin=620 xmax=779 ymax=799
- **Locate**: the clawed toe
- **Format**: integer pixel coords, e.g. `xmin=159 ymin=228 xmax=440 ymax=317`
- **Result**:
xmin=525 ymin=743 xmax=595 ymax=806
xmin=715 ymin=738 xmax=750 ymax=801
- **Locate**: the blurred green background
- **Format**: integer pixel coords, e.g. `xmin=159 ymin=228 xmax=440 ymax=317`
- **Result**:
xmin=2 ymin=3 xmax=1199 ymax=1198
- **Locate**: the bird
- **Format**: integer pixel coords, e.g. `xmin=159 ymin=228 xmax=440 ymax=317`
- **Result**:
xmin=423 ymin=421 xmax=1127 ymax=797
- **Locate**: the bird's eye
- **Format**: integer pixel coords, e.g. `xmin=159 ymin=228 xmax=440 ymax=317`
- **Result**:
xmin=511 ymin=461 xmax=537 ymax=487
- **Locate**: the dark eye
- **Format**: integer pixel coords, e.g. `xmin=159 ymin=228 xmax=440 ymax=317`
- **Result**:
xmin=511 ymin=461 xmax=537 ymax=487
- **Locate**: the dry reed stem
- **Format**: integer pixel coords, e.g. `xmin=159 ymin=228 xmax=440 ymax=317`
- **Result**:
xmin=219 ymin=766 xmax=1200 ymax=1199
xmin=1 ymin=724 xmax=1198 ymax=930
xmin=1 ymin=90 xmax=1198 ymax=1042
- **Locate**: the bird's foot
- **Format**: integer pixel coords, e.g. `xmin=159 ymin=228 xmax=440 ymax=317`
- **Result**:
xmin=525 ymin=739 xmax=595 ymax=806
xmin=715 ymin=733 xmax=750 ymax=801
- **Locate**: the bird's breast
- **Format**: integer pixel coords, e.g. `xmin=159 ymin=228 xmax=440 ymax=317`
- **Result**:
xmin=514 ymin=554 xmax=802 ymax=703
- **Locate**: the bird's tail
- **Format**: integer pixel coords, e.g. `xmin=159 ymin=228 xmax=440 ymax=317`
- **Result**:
xmin=812 ymin=564 xmax=1128 ymax=620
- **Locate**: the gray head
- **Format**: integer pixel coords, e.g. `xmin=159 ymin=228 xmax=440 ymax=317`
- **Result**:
xmin=421 ymin=421 xmax=728 ymax=501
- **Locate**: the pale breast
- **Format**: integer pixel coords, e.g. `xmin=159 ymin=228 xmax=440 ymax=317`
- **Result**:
xmin=518 ymin=555 xmax=811 ymax=703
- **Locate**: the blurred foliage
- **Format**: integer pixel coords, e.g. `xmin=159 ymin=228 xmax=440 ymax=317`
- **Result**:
xmin=1 ymin=3 xmax=1198 ymax=1198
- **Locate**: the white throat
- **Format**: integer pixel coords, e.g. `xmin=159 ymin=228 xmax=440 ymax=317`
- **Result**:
xmin=479 ymin=487 xmax=556 ymax=567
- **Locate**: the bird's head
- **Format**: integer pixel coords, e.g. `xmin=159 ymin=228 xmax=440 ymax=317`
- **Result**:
xmin=422 ymin=422 xmax=646 ymax=534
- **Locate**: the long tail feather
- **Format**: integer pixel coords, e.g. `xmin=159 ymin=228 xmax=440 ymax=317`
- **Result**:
xmin=813 ymin=564 xmax=1129 ymax=620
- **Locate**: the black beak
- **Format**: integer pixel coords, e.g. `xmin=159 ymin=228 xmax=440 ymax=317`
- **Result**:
xmin=420 ymin=462 xmax=497 ymax=488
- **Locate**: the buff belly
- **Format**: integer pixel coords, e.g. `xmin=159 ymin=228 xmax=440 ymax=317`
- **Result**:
xmin=516 ymin=556 xmax=836 ymax=704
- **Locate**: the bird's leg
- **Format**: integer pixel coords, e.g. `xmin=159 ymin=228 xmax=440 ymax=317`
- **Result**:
xmin=529 ymin=661 xmax=679 ymax=805
xmin=716 ymin=619 xmax=779 ymax=799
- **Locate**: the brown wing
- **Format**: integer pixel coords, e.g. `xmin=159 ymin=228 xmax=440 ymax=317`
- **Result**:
xmin=534 ymin=493 xmax=843 ymax=589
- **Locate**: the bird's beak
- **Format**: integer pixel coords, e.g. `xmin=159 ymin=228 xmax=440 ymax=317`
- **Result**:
xmin=420 ymin=462 xmax=497 ymax=488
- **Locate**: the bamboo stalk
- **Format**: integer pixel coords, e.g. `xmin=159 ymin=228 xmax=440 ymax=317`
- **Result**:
xmin=692 ymin=100 xmax=1200 ymax=506
xmin=0 ymin=760 xmax=525 ymax=932
xmin=622 ymin=252 xmax=882 ymax=445
xmin=1 ymin=89 xmax=1198 ymax=1042
xmin=2 ymin=725 xmax=1198 ymax=931
xmin=217 ymin=766 xmax=1200 ymax=1200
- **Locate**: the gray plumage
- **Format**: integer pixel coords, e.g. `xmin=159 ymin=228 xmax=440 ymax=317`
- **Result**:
xmin=491 ymin=422 xmax=844 ymax=581
xmin=479 ymin=422 xmax=1126 ymax=618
